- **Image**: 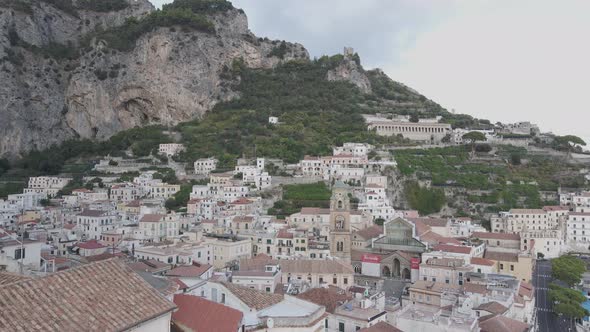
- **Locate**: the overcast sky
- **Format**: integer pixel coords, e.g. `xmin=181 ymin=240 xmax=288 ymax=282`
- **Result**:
xmin=152 ymin=0 xmax=589 ymax=144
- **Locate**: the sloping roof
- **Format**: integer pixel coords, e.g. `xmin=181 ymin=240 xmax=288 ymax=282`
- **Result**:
xmin=239 ymin=254 xmax=279 ymax=272
xmin=470 ymin=257 xmax=496 ymax=266
xmin=463 ymin=282 xmax=488 ymax=295
xmin=140 ymin=214 xmax=166 ymax=223
xmin=475 ymin=301 xmax=508 ymax=315
xmin=172 ymin=294 xmax=243 ymax=332
xmin=299 ymin=207 xmax=331 ymax=215
xmin=77 ymin=239 xmax=107 ymax=250
xmin=484 ymin=250 xmax=519 ymax=262
xmin=0 ymin=272 xmax=30 ymax=287
xmin=280 ymin=259 xmax=354 ymax=274
xmin=167 ymin=264 xmax=212 ymax=278
xmin=472 ymin=232 xmax=520 ymax=241
xmin=296 ymin=287 xmax=351 ymax=313
xmin=354 ymin=225 xmax=383 ymax=240
xmin=407 ymin=217 xmax=448 ymax=228
xmin=77 ymin=209 xmax=107 ymax=217
xmin=217 ymin=282 xmax=283 ymax=310
xmin=432 ymin=244 xmax=472 ymax=254
xmin=478 ymin=315 xmax=529 ymax=332
xmin=359 ymin=322 xmax=404 ymax=332
xmin=0 ymin=258 xmax=176 ymax=332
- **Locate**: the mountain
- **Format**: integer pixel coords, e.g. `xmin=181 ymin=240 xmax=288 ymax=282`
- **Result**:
xmin=0 ymin=0 xmax=470 ymax=160
xmin=0 ymin=0 xmax=309 ymax=157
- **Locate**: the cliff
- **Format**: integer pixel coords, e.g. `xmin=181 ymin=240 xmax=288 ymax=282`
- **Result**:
xmin=0 ymin=0 xmax=308 ymax=157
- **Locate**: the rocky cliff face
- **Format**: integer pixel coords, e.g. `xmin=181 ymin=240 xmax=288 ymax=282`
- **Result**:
xmin=326 ymin=49 xmax=372 ymax=94
xmin=0 ymin=0 xmax=308 ymax=157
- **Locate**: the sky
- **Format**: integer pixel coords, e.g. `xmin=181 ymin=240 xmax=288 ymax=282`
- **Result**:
xmin=152 ymin=0 xmax=590 ymax=145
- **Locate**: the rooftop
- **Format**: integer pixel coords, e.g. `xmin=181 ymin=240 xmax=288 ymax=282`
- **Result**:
xmin=0 ymin=258 xmax=176 ymax=331
xmin=172 ymin=294 xmax=243 ymax=332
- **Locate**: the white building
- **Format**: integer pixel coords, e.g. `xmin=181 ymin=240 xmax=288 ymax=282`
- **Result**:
xmin=139 ymin=214 xmax=180 ymax=242
xmin=24 ymin=176 xmax=71 ymax=197
xmin=76 ymin=210 xmax=118 ymax=241
xmin=194 ymin=158 xmax=218 ymax=175
xmin=333 ymin=143 xmax=373 ymax=157
xmin=158 ymin=143 xmax=185 ymax=157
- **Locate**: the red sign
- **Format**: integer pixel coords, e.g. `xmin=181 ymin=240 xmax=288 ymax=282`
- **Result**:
xmin=411 ymin=257 xmax=420 ymax=269
xmin=361 ymin=254 xmax=382 ymax=263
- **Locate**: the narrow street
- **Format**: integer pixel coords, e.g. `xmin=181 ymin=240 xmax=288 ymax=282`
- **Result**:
xmin=534 ymin=260 xmax=576 ymax=332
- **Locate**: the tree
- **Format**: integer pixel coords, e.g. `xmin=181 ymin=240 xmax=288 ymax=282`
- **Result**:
xmin=462 ymin=131 xmax=487 ymax=158
xmin=553 ymin=135 xmax=587 ymax=155
xmin=552 ymin=255 xmax=586 ymax=287
xmin=462 ymin=131 xmax=486 ymax=144
xmin=409 ymin=114 xmax=420 ymax=123
xmin=549 ymin=284 xmax=589 ymax=319
xmin=374 ymin=218 xmax=385 ymax=226
xmin=510 ymin=153 xmax=522 ymax=165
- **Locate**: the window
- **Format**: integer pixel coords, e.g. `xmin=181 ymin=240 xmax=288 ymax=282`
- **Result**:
xmin=265 ymin=287 xmax=271 ymax=293
xmin=325 ymin=319 xmax=328 ymax=329
xmin=339 ymin=322 xmax=345 ymax=332
xmin=221 ymin=293 xmax=226 ymax=304
xmin=510 ymin=265 xmax=514 ymax=271
xmin=14 ymin=248 xmax=25 ymax=260
xmin=344 ymin=278 xmax=348 ymax=285
xmin=500 ymin=264 xmax=504 ymax=270
xmin=333 ymin=278 xmax=338 ymax=284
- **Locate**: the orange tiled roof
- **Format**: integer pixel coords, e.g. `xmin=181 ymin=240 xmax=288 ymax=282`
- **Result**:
xmin=172 ymin=294 xmax=243 ymax=332
xmin=216 ymin=282 xmax=283 ymax=310
xmin=0 ymin=258 xmax=176 ymax=331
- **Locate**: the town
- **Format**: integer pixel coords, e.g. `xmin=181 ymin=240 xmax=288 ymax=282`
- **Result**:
xmin=1 ymin=116 xmax=589 ymax=332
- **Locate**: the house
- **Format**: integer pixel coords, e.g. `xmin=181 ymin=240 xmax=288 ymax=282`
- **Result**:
xmin=172 ymin=294 xmax=244 ymax=332
xmin=279 ymin=259 xmax=354 ymax=289
xmin=166 ymin=263 xmax=214 ymax=280
xmin=77 ymin=239 xmax=108 ymax=257
xmin=159 ymin=143 xmax=185 ymax=157
xmin=0 ymin=258 xmax=176 ymax=331
xmin=76 ymin=209 xmax=117 ymax=241
xmin=194 ymin=158 xmax=219 ymax=175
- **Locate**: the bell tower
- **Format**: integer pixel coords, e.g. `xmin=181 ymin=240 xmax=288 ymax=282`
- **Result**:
xmin=329 ymin=182 xmax=352 ymax=262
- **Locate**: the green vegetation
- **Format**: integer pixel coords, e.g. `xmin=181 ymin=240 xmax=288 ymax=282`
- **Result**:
xmin=268 ymin=182 xmax=331 ymax=219
xmin=176 ymin=57 xmax=409 ymax=165
xmin=84 ymin=8 xmax=215 ymax=52
xmin=553 ymin=135 xmax=587 ymax=153
xmin=404 ymin=181 xmax=446 ymax=215
xmin=283 ymin=182 xmax=331 ymax=201
xmin=162 ymin=0 xmax=233 ymax=13
xmin=165 ymin=179 xmax=207 ymax=211
xmin=548 ymin=284 xmax=589 ymax=319
xmin=268 ymin=41 xmax=288 ymax=59
xmin=552 ymin=255 xmax=586 ymax=287
xmin=394 ymin=145 xmax=587 ymax=214
xmin=77 ymin=0 xmax=128 ymax=12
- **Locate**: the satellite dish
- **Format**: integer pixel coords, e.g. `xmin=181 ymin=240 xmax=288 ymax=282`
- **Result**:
xmin=267 ymin=318 xmax=274 ymax=328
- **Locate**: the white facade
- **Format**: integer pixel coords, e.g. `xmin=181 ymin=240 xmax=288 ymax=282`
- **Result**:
xmin=158 ymin=143 xmax=185 ymax=157
xmin=194 ymin=158 xmax=218 ymax=175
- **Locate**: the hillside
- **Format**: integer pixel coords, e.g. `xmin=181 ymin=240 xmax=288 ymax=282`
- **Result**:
xmin=0 ymin=0 xmax=307 ymax=157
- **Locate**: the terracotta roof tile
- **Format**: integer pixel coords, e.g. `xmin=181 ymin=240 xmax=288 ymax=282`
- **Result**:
xmin=470 ymin=257 xmax=496 ymax=266
xmin=140 ymin=214 xmax=166 ymax=223
xmin=354 ymin=225 xmax=383 ymax=240
xmin=172 ymin=294 xmax=243 ymax=332
xmin=475 ymin=301 xmax=508 ymax=315
xmin=217 ymin=282 xmax=283 ymax=310
xmin=0 ymin=258 xmax=176 ymax=331
xmin=478 ymin=315 xmax=529 ymax=332
xmin=167 ymin=264 xmax=212 ymax=278
xmin=280 ymin=259 xmax=354 ymax=274
xmin=432 ymin=244 xmax=472 ymax=254
xmin=472 ymin=232 xmax=520 ymax=241
xmin=296 ymin=287 xmax=351 ymax=313
xmin=358 ymin=322 xmax=404 ymax=332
